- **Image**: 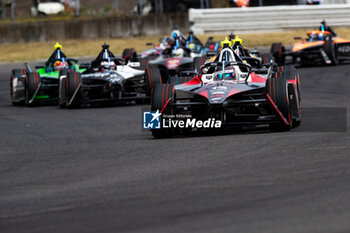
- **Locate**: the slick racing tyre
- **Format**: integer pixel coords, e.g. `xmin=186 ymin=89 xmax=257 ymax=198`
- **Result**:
xmin=25 ymin=72 xmax=40 ymax=106
xmin=145 ymin=66 xmax=162 ymax=96
xmin=271 ymin=43 xmax=285 ymax=66
xmin=168 ymin=76 xmax=193 ymax=85
xmin=267 ymin=70 xmax=293 ymax=131
xmin=122 ymin=48 xmax=137 ymax=63
xmin=140 ymin=58 xmax=149 ymax=70
xmin=10 ymin=69 xmax=26 ymax=105
xmin=324 ymin=39 xmax=339 ymax=65
xmin=66 ymin=71 xmax=81 ymax=109
xmin=151 ymin=84 xmax=175 ymax=138
xmin=58 ymin=69 xmax=69 ymax=108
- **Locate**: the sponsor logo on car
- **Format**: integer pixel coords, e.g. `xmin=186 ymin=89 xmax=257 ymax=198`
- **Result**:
xmin=166 ymin=58 xmax=182 ymax=69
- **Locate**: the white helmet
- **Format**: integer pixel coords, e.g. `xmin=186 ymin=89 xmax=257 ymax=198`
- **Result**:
xmin=172 ymin=48 xmax=184 ymax=58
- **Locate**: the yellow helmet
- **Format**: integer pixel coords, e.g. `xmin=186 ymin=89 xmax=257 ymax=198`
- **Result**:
xmin=232 ymin=35 xmax=243 ymax=45
xmin=220 ymin=37 xmax=232 ymax=48
xmin=54 ymin=42 xmax=63 ymax=50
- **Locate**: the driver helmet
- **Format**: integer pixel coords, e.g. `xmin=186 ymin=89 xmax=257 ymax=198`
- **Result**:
xmin=187 ymin=43 xmax=196 ymax=51
xmin=172 ymin=48 xmax=184 ymax=57
xmin=215 ymin=67 xmax=235 ymax=80
xmin=53 ymin=60 xmax=68 ymax=71
xmin=171 ymin=30 xmax=180 ymax=40
xmin=316 ymin=33 xmax=324 ymax=40
xmin=100 ymin=60 xmax=116 ymax=71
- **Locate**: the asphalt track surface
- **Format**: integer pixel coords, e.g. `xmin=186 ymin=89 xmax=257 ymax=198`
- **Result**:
xmin=0 ymin=61 xmax=350 ymax=233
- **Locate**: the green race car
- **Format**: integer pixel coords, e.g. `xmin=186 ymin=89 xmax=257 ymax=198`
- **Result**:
xmin=10 ymin=43 xmax=85 ymax=106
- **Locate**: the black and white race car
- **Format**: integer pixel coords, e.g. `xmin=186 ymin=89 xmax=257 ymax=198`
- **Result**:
xmin=150 ymin=41 xmax=302 ymax=138
xmin=59 ymin=43 xmax=155 ymax=108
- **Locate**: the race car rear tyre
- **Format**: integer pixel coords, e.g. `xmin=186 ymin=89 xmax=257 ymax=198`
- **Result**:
xmin=168 ymin=76 xmax=193 ymax=85
xmin=145 ymin=66 xmax=162 ymax=96
xmin=151 ymin=84 xmax=175 ymax=138
xmin=58 ymin=69 xmax=69 ymax=108
xmin=324 ymin=39 xmax=339 ymax=65
xmin=11 ymin=69 xmax=26 ymax=105
xmin=267 ymin=71 xmax=292 ymax=131
xmin=271 ymin=43 xmax=285 ymax=66
xmin=122 ymin=48 xmax=137 ymax=63
xmin=66 ymin=71 xmax=81 ymax=109
xmin=25 ymin=72 xmax=40 ymax=107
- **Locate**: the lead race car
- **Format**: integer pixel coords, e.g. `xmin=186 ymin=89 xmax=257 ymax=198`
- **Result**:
xmin=271 ymin=20 xmax=350 ymax=66
xmin=10 ymin=43 xmax=84 ymax=106
xmin=59 ymin=43 xmax=150 ymax=108
xmin=150 ymin=39 xmax=302 ymax=138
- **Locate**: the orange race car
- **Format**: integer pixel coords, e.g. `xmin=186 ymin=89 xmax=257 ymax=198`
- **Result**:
xmin=271 ymin=20 xmax=350 ymax=66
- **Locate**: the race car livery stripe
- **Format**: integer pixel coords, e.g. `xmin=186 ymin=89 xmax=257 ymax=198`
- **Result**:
xmin=266 ymin=94 xmax=289 ymax=126
xmin=288 ymin=79 xmax=296 ymax=85
xmin=161 ymin=97 xmax=172 ymax=113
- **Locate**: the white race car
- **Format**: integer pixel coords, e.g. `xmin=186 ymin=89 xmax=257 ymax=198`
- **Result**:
xmin=58 ymin=43 xmax=156 ymax=108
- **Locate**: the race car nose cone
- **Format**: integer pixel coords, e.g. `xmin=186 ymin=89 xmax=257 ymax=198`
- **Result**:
xmin=207 ymin=85 xmax=229 ymax=104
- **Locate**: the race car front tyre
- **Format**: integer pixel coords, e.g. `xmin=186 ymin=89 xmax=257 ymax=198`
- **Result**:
xmin=271 ymin=43 xmax=285 ymax=66
xmin=267 ymin=71 xmax=293 ymax=131
xmin=140 ymin=58 xmax=149 ymax=70
xmin=122 ymin=48 xmax=137 ymax=63
xmin=324 ymin=39 xmax=339 ymax=65
xmin=10 ymin=69 xmax=26 ymax=105
xmin=145 ymin=66 xmax=162 ymax=96
xmin=66 ymin=71 xmax=81 ymax=109
xmin=151 ymin=84 xmax=174 ymax=138
xmin=25 ymin=72 xmax=40 ymax=106
xmin=58 ymin=69 xmax=69 ymax=108
xmin=168 ymin=76 xmax=193 ymax=85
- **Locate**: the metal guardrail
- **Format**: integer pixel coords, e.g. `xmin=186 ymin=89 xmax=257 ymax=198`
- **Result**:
xmin=189 ymin=4 xmax=350 ymax=34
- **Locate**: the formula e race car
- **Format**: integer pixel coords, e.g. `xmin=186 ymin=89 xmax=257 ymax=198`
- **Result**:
xmin=59 ymin=43 xmax=149 ymax=108
xmin=271 ymin=20 xmax=350 ymax=66
xmin=150 ymin=40 xmax=301 ymax=138
xmin=195 ymin=35 xmax=272 ymax=73
xmin=10 ymin=43 xmax=84 ymax=106
xmin=125 ymin=29 xmax=219 ymax=63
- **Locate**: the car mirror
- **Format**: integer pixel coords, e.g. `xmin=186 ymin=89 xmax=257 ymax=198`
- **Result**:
xmin=180 ymin=71 xmax=199 ymax=77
